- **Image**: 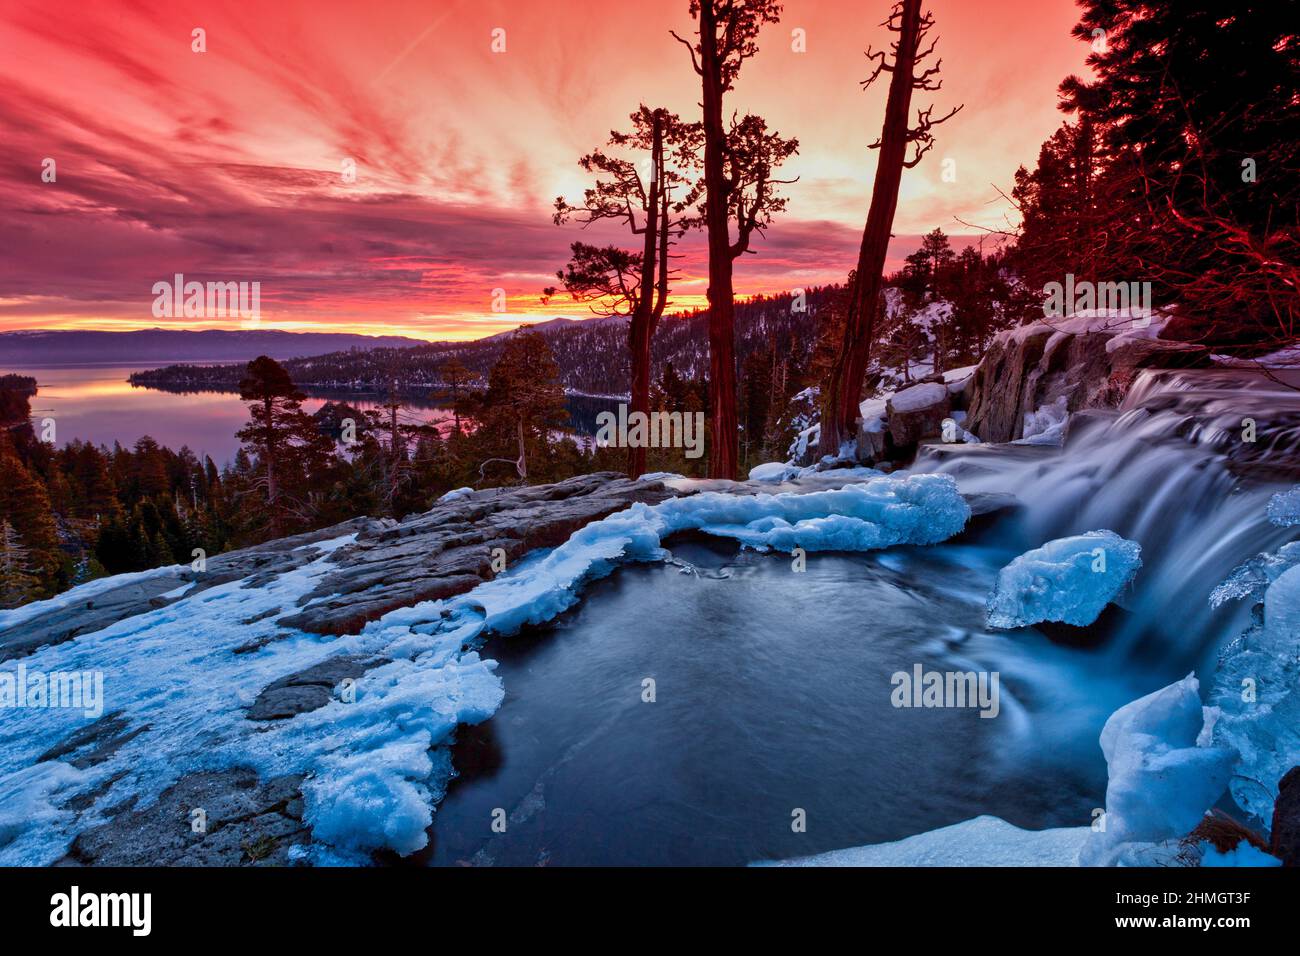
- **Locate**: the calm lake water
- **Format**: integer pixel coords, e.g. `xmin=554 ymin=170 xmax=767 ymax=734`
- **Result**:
xmin=421 ymin=538 xmax=1145 ymax=866
xmin=15 ymin=365 xmax=613 ymax=465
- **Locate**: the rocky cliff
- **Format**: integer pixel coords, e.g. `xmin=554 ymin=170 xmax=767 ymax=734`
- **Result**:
xmin=965 ymin=316 xmax=1209 ymax=444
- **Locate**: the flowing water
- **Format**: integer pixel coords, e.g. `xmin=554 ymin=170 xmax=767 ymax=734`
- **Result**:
xmin=423 ymin=368 xmax=1299 ymax=866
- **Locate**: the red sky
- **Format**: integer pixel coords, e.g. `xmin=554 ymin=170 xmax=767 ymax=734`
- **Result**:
xmin=0 ymin=0 xmax=1090 ymax=341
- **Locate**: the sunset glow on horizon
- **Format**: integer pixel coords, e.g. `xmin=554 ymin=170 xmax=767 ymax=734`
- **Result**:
xmin=0 ymin=0 xmax=1090 ymax=342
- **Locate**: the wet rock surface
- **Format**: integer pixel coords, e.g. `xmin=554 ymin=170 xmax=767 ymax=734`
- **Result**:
xmin=1270 ymin=765 xmax=1300 ymax=866
xmin=37 ymin=711 xmax=149 ymax=770
xmin=246 ymin=654 xmax=388 ymax=720
xmin=60 ymin=768 xmax=309 ymax=866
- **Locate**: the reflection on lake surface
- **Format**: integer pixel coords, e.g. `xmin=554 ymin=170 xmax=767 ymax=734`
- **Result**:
xmin=15 ymin=365 xmax=615 ymax=465
xmin=17 ymin=365 xmax=456 ymax=465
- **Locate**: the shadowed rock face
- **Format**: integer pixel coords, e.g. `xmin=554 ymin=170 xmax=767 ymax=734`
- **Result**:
xmin=1272 ymin=766 xmax=1300 ymax=866
xmin=965 ymin=326 xmax=1209 ymax=444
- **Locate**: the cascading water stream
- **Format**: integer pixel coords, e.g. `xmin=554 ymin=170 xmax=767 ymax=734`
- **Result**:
xmin=914 ymin=366 xmax=1300 ymax=674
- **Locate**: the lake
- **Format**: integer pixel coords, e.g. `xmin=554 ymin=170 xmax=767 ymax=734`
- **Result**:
xmin=14 ymin=364 xmax=615 ymax=465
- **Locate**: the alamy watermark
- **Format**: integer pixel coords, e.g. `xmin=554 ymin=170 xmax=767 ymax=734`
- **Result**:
xmin=50 ymin=886 xmax=150 ymax=936
xmin=0 ymin=664 xmax=103 ymax=718
xmin=594 ymin=404 xmax=704 ymax=459
xmin=1042 ymin=273 xmax=1152 ymax=328
xmin=890 ymin=664 xmax=1000 ymax=718
xmin=151 ymin=273 xmax=260 ymax=321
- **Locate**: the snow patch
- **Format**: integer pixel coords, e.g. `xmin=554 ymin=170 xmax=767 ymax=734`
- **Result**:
xmin=889 ymin=381 xmax=947 ymax=413
xmin=757 ymin=815 xmax=1088 ymax=867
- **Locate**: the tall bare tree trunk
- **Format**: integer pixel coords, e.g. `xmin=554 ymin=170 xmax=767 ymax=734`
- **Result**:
xmin=263 ymin=394 xmax=280 ymax=538
xmin=388 ymin=381 xmax=401 ymax=514
xmin=699 ymin=0 xmax=739 ymax=480
xmin=818 ymin=0 xmax=925 ymax=458
xmin=627 ymin=111 xmax=664 ymax=479
xmin=515 ymin=419 xmax=528 ymax=480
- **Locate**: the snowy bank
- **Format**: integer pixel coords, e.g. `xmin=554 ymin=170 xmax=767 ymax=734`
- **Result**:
xmin=756 ymin=815 xmax=1088 ymax=867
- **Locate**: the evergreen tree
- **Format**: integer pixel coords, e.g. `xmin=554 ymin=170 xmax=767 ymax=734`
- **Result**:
xmin=235 ymin=356 xmax=334 ymax=538
xmin=0 ymin=520 xmax=41 ymax=609
xmin=0 ymin=448 xmax=61 ymax=596
xmin=476 ymin=331 xmax=570 ymax=483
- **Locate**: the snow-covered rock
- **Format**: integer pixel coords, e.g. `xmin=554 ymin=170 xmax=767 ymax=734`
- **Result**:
xmin=657 ymin=473 xmax=970 ymax=553
xmin=1080 ymin=674 xmax=1237 ymax=866
xmin=886 ymin=381 xmax=951 ymax=448
xmin=986 ymin=530 xmax=1142 ymax=629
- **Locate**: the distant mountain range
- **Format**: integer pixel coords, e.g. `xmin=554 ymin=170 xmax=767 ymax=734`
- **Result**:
xmin=122 ymin=288 xmax=841 ymax=399
xmin=0 ymin=329 xmax=426 ymax=366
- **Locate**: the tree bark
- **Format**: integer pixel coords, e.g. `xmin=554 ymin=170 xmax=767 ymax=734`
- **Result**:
xmin=516 ymin=418 xmax=528 ymax=480
xmin=627 ymin=111 xmax=664 ymax=479
xmin=699 ymin=0 xmax=739 ymax=479
xmin=818 ymin=0 xmax=924 ymax=458
xmin=263 ymin=394 xmax=279 ymax=537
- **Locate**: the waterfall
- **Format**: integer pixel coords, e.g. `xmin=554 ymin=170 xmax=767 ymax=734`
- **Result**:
xmin=915 ymin=367 xmax=1300 ymax=673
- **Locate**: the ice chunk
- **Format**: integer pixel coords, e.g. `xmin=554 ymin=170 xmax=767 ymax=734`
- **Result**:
xmin=757 ymin=815 xmax=1088 ymax=867
xmin=1079 ymin=674 xmax=1237 ymax=866
xmin=1267 ymin=486 xmax=1300 ymax=527
xmin=1211 ymin=562 xmax=1300 ymax=825
xmin=659 ymin=474 xmax=971 ymax=554
xmin=986 ymin=530 xmax=1142 ymax=628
